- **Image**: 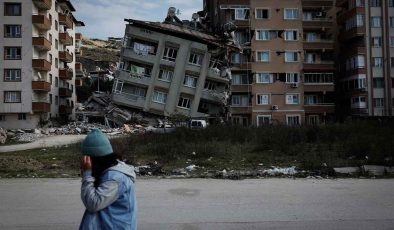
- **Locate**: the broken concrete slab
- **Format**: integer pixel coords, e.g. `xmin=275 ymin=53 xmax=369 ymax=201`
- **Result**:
xmin=333 ymin=167 xmax=360 ymax=175
xmin=361 ymin=165 xmax=385 ymax=176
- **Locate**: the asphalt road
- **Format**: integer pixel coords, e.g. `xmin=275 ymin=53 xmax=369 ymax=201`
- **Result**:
xmin=0 ymin=179 xmax=393 ymax=230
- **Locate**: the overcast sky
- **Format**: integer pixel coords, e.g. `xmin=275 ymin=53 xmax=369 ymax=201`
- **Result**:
xmin=72 ymin=0 xmax=203 ymax=39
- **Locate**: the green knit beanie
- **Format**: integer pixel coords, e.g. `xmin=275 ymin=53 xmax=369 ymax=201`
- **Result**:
xmin=81 ymin=129 xmax=113 ymax=157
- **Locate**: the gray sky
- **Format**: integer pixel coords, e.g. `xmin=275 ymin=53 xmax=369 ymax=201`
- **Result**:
xmin=72 ymin=0 xmax=203 ymax=39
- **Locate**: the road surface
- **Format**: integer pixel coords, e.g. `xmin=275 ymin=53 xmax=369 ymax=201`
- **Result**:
xmin=0 ymin=135 xmax=86 ymax=153
xmin=0 ymin=179 xmax=393 ymax=230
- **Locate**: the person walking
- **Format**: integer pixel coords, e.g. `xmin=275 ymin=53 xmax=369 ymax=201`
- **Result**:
xmin=79 ymin=129 xmax=137 ymax=230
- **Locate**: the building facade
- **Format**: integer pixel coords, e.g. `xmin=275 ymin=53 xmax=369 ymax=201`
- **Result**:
xmin=204 ymin=0 xmax=336 ymax=125
xmin=0 ymin=0 xmax=83 ymax=129
xmin=112 ymin=19 xmax=231 ymax=119
xmin=337 ymin=0 xmax=394 ymax=117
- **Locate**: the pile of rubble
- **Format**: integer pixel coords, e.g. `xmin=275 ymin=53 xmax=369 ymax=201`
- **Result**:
xmin=0 ymin=127 xmax=7 ymax=144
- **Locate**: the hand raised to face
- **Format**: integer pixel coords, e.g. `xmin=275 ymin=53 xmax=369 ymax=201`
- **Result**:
xmin=80 ymin=155 xmax=92 ymax=172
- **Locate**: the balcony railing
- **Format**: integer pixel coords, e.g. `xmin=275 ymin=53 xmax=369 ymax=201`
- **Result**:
xmin=302 ymin=0 xmax=334 ymax=8
xmin=303 ymin=39 xmax=334 ymax=50
xmin=302 ymin=18 xmax=333 ymax=29
xmin=59 ymin=51 xmax=73 ymax=63
xmin=112 ymin=92 xmax=146 ymax=108
xmin=32 ymin=59 xmax=51 ymax=71
xmin=32 ymin=81 xmax=51 ymax=92
xmin=304 ymin=103 xmax=335 ymax=114
xmin=59 ymin=32 xmax=73 ymax=45
xmin=32 ymin=15 xmax=52 ymax=30
xmin=59 ymin=68 xmax=73 ymax=80
xmin=32 ymin=0 xmax=52 ymax=10
xmin=59 ymin=14 xmax=73 ymax=28
xmin=59 ymin=87 xmax=72 ymax=97
xmin=303 ymin=61 xmax=335 ymax=71
xmin=32 ymin=37 xmax=52 ymax=51
xmin=32 ymin=101 xmax=51 ymax=113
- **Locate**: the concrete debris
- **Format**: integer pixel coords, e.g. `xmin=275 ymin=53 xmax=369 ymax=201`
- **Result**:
xmin=361 ymin=165 xmax=385 ymax=176
xmin=262 ymin=166 xmax=297 ymax=176
xmin=333 ymin=167 xmax=360 ymax=175
xmin=385 ymin=167 xmax=394 ymax=174
xmin=185 ymin=165 xmax=197 ymax=171
xmin=0 ymin=127 xmax=7 ymax=144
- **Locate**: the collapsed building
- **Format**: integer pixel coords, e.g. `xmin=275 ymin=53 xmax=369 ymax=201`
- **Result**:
xmin=111 ymin=8 xmax=237 ymax=122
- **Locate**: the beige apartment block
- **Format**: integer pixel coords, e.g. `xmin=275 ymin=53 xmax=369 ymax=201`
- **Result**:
xmin=0 ymin=0 xmax=84 ymax=129
xmin=204 ymin=0 xmax=336 ymax=125
xmin=337 ymin=0 xmax=394 ymax=117
xmin=111 ymin=19 xmax=231 ymax=119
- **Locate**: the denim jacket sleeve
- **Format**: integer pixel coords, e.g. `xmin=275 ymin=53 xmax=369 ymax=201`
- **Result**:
xmin=81 ymin=170 xmax=119 ymax=213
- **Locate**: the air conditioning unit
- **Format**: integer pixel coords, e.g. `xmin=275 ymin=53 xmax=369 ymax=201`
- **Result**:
xmin=316 ymin=12 xmax=323 ymax=17
xmin=271 ymin=105 xmax=279 ymax=110
xmin=291 ymin=83 xmax=299 ymax=88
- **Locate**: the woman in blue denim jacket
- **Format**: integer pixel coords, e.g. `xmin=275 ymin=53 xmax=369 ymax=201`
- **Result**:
xmin=79 ymin=129 xmax=137 ymax=230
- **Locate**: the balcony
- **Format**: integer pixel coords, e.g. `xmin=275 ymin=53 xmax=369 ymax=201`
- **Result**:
xmin=302 ymin=0 xmax=334 ymax=8
xmin=230 ymin=106 xmax=252 ymax=115
xmin=59 ymin=51 xmax=73 ymax=63
xmin=303 ymin=40 xmax=334 ymax=50
xmin=32 ymin=101 xmax=51 ymax=113
xmin=75 ymin=33 xmax=82 ymax=40
xmin=112 ymin=92 xmax=146 ymax=109
xmin=32 ymin=0 xmax=52 ymax=10
xmin=337 ymin=7 xmax=364 ymax=25
xmin=59 ymin=68 xmax=73 ymax=80
xmin=59 ymin=14 xmax=73 ymax=29
xmin=303 ymin=61 xmax=335 ymax=71
xmin=32 ymin=59 xmax=51 ymax=72
xmin=59 ymin=32 xmax=73 ymax=46
xmin=302 ymin=19 xmax=333 ymax=30
xmin=304 ymin=103 xmax=335 ymax=114
xmin=116 ymin=69 xmax=152 ymax=86
xmin=32 ymin=37 xmax=51 ymax=51
xmin=304 ymin=84 xmax=334 ymax=92
xmin=32 ymin=15 xmax=52 ymax=30
xmin=59 ymin=105 xmax=73 ymax=114
xmin=59 ymin=87 xmax=72 ymax=97
xmin=122 ymin=47 xmax=156 ymax=64
xmin=339 ymin=27 xmax=365 ymax=41
xmin=32 ymin=81 xmax=51 ymax=92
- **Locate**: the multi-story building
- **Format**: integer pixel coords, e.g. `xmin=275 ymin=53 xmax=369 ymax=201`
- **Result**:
xmin=0 ymin=0 xmax=83 ymax=129
xmin=112 ymin=19 xmax=232 ymax=119
xmin=337 ymin=0 xmax=394 ymax=117
xmin=204 ymin=0 xmax=336 ymax=125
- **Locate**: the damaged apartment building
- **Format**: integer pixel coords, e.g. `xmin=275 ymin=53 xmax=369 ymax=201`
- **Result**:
xmin=111 ymin=8 xmax=235 ymax=120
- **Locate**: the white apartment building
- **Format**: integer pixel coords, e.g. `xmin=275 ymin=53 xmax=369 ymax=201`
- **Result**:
xmin=0 ymin=0 xmax=84 ymax=129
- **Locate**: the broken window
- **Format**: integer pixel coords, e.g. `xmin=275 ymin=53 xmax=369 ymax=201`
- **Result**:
xmin=178 ymin=97 xmax=191 ymax=109
xmin=113 ymin=80 xmax=124 ymax=94
xmin=163 ymin=46 xmax=178 ymax=62
xmin=234 ymin=31 xmax=249 ymax=44
xmin=255 ymin=9 xmax=269 ymax=19
xmin=158 ymin=69 xmax=174 ymax=82
xmin=152 ymin=91 xmax=167 ymax=104
xmin=189 ymin=53 xmax=203 ymax=66
xmin=204 ymin=80 xmax=217 ymax=90
xmin=183 ymin=75 xmax=198 ymax=88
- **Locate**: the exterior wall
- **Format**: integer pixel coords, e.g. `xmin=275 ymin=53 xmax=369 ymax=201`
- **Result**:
xmin=112 ymin=24 xmax=227 ymax=118
xmin=0 ymin=0 xmax=80 ymax=129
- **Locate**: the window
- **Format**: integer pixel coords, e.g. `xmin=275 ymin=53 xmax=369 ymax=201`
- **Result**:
xmin=55 ymin=39 xmax=58 ymax=50
xmin=287 ymin=115 xmax=301 ymax=125
xmin=256 ymin=73 xmax=273 ymax=83
xmin=4 ymin=3 xmax=21 ymax=16
xmin=55 ymin=96 xmax=58 ymax=105
xmin=231 ymin=95 xmax=249 ymax=106
xmin=232 ymin=74 xmax=249 ymax=85
xmin=49 ymin=33 xmax=52 ymax=43
xmin=373 ymin=78 xmax=385 ymax=88
xmin=391 ymin=37 xmax=394 ymax=47
xmin=49 ymin=94 xmax=52 ymax=104
xmin=163 ymin=47 xmax=178 ymax=62
xmin=286 ymin=94 xmax=300 ymax=104
xmin=189 ymin=53 xmax=203 ymax=66
xmin=284 ymin=9 xmax=299 ymax=20
xmin=18 ymin=113 xmax=26 ymax=120
xmin=286 ymin=73 xmax=299 ymax=83
xmin=356 ymin=0 xmax=365 ymax=7
xmin=55 ymin=20 xmax=58 ymax=31
xmin=4 ymin=47 xmax=21 ymax=60
xmin=128 ymin=85 xmax=146 ymax=97
xmin=4 ymin=91 xmax=21 ymax=103
xmin=284 ymin=30 xmax=298 ymax=41
xmin=305 ymin=95 xmax=318 ymax=105
xmin=233 ymin=8 xmax=249 ymax=20
xmin=373 ymin=57 xmax=383 ymax=67
xmin=392 ymin=57 xmax=394 ymax=68
xmin=257 ymin=115 xmax=271 ymax=126
xmin=234 ymin=31 xmax=249 ymax=44
xmin=55 ymin=77 xmax=59 ymax=87
xmin=204 ymin=80 xmax=217 ymax=90
xmin=305 ymin=32 xmax=317 ymax=42
xmin=304 ymin=73 xmax=334 ymax=83
xmin=256 ymin=94 xmax=270 ymax=105
xmin=390 ymin=17 xmax=394 ymax=27
xmin=158 ymin=69 xmax=173 ymax=82
xmin=256 ymin=30 xmax=270 ymax=41
xmin=371 ymin=37 xmax=382 ymax=47
xmin=307 ymin=115 xmax=319 ymax=125
xmin=0 ymin=115 xmax=5 ymax=121
xmin=4 ymin=69 xmax=21 ymax=81
xmin=255 ymin=8 xmax=269 ymax=19
xmin=231 ymin=53 xmax=248 ymax=64
xmin=113 ymin=80 xmax=123 ymax=93
xmin=49 ymin=13 xmax=52 ymax=23
xmin=374 ymin=98 xmax=384 ymax=107
xmin=285 ymin=51 xmax=299 ymax=62
xmin=178 ymin=97 xmax=191 ymax=109
xmin=371 ymin=17 xmax=382 ymax=27
xmin=370 ymin=0 xmax=381 ymax=7
xmin=305 ymin=53 xmax=316 ymax=63
xmin=256 ymin=51 xmax=270 ymax=62
xmin=4 ymin=25 xmax=21 ymax=37
xmin=152 ymin=91 xmax=167 ymax=104
xmin=183 ymin=75 xmax=198 ymax=88
xmin=390 ymin=0 xmax=394 ymax=7
xmin=49 ymin=54 xmax=52 ymax=63
xmin=55 ymin=58 xmax=58 ymax=68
